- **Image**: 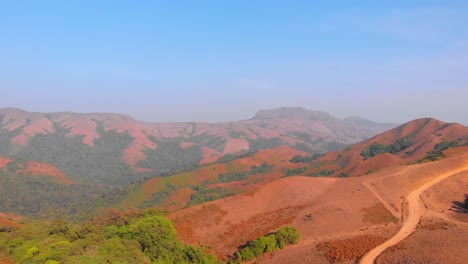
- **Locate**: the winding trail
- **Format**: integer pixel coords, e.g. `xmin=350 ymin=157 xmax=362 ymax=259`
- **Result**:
xmin=360 ymin=166 xmax=468 ymax=264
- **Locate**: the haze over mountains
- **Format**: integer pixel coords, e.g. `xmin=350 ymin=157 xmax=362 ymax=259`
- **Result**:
xmin=0 ymin=107 xmax=395 ymax=186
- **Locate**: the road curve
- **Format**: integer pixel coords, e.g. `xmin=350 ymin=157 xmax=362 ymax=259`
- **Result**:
xmin=360 ymin=166 xmax=468 ymax=264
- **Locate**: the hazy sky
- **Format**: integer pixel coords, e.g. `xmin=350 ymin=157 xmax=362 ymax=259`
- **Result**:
xmin=1 ymin=1 xmax=467 ymax=124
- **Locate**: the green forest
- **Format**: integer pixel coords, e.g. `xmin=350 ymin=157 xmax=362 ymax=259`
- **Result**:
xmin=0 ymin=209 xmax=219 ymax=264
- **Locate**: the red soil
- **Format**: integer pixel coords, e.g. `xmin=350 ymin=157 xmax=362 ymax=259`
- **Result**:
xmin=347 ymin=153 xmax=405 ymax=176
xmin=0 ymin=157 xmax=13 ymax=171
xmin=180 ymin=141 xmax=196 ymax=148
xmin=223 ymin=138 xmax=249 ymax=154
xmin=163 ymin=188 xmax=196 ymax=211
xmin=0 ymin=212 xmax=23 ymax=228
xmin=142 ymin=177 xmax=164 ymax=197
xmin=0 ymin=108 xmax=54 ymax=145
xmin=199 ymin=147 xmax=223 ymax=164
xmin=16 ymin=161 xmax=73 ymax=184
xmin=53 ymin=113 xmax=100 ymax=146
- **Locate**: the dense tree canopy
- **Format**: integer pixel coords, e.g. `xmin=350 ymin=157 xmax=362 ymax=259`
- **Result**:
xmin=0 ymin=210 xmax=218 ymax=264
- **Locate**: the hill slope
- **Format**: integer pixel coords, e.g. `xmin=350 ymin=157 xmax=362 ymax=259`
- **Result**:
xmin=286 ymin=118 xmax=468 ymax=178
xmin=0 ymin=107 xmax=394 ymax=218
xmin=168 ymin=146 xmax=468 ymax=263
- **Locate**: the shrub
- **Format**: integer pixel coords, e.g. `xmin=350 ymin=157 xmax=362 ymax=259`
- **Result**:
xmin=231 ymin=226 xmax=300 ymax=262
xmin=274 ymin=226 xmax=300 ymax=248
xmin=289 ymin=153 xmax=324 ymax=163
xmin=361 ymin=137 xmax=414 ymax=159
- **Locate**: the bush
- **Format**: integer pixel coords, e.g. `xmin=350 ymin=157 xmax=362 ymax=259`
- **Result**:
xmin=231 ymin=226 xmax=300 ymax=262
xmin=414 ymin=138 xmax=466 ymax=164
xmin=188 ymin=187 xmax=234 ymax=205
xmin=360 ymin=142 xmax=390 ymax=159
xmin=360 ymin=137 xmax=414 ymax=160
xmin=274 ymin=226 xmax=300 ymax=248
xmin=290 ymin=153 xmax=324 ymax=163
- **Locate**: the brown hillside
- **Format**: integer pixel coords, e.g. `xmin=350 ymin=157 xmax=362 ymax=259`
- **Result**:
xmin=297 ymin=118 xmax=468 ymax=177
xmin=0 ymin=157 xmax=73 ymax=184
xmin=169 ymin=149 xmax=468 ymax=262
xmin=125 ymin=146 xmax=308 ymax=210
xmin=169 ymin=175 xmax=390 ymax=259
xmin=16 ymin=161 xmax=73 ymax=184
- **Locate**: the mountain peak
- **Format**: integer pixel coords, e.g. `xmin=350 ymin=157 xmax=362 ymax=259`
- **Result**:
xmin=253 ymin=107 xmax=335 ymax=120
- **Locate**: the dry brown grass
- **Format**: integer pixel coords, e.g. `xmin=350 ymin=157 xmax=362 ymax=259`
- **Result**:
xmin=221 ymin=205 xmax=306 ymax=250
xmin=316 ymin=235 xmax=386 ymax=263
xmin=377 ymin=217 xmax=468 ymax=264
xmin=361 ymin=203 xmax=399 ymax=224
xmin=171 ymin=204 xmax=227 ymax=243
xmin=0 ymin=255 xmax=16 ymax=264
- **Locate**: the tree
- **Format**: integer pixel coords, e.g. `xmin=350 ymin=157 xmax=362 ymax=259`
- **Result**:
xmin=274 ymin=226 xmax=300 ymax=248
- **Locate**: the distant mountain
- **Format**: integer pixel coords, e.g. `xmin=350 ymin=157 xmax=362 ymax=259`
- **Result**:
xmin=0 ymin=107 xmax=396 ymax=186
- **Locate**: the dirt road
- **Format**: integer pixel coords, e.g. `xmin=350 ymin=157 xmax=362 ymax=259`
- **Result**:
xmin=359 ymin=166 xmax=468 ymax=264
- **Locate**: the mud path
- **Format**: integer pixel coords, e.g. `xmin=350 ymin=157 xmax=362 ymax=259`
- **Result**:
xmin=359 ymin=166 xmax=468 ymax=264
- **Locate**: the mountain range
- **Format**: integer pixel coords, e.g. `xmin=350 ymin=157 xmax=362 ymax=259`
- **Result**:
xmin=0 ymin=107 xmax=395 ymax=186
xmin=0 ymin=107 xmax=467 ymax=263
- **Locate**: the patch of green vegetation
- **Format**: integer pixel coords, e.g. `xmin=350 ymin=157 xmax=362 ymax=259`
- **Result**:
xmin=414 ymin=138 xmax=467 ymax=164
xmin=137 ymin=137 xmax=203 ymax=176
xmin=219 ymin=172 xmax=249 ymax=183
xmin=339 ymin=172 xmax=350 ymax=178
xmin=219 ymin=163 xmax=273 ymax=183
xmin=11 ymin=123 xmax=136 ymax=186
xmin=307 ymin=170 xmax=336 ymax=177
xmin=215 ymin=151 xmax=257 ymax=164
xmin=228 ymin=130 xmax=247 ymax=138
xmin=188 ymin=186 xmax=235 ymax=206
xmin=0 ymin=169 xmax=135 ymax=220
xmin=326 ymin=141 xmax=350 ymax=152
xmin=290 ymin=153 xmax=324 ymax=163
xmin=230 ymin=226 xmax=300 ymax=263
xmin=292 ymin=143 xmax=317 ymax=154
xmin=141 ymin=183 xmax=179 ymax=208
xmin=360 ymin=136 xmax=414 ymax=160
xmin=284 ymin=167 xmax=308 ymax=176
xmin=249 ymin=163 xmax=273 ymax=175
xmin=247 ymin=138 xmax=282 ymax=152
xmin=0 ymin=210 xmax=219 ymax=263
xmin=291 ymin=132 xmax=311 ymax=142
xmin=191 ymin=134 xmax=226 ymax=153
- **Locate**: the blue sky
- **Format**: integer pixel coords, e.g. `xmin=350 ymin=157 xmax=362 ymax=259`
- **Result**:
xmin=1 ymin=1 xmax=467 ymax=124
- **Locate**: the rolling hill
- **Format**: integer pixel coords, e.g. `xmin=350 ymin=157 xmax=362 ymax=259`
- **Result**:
xmin=0 ymin=115 xmax=466 ymax=263
xmin=128 ymin=118 xmax=467 ymax=212
xmin=284 ymin=118 xmax=468 ymax=178
xmin=165 ymin=130 xmax=468 ymax=263
xmin=0 ymin=107 xmax=395 ymax=218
